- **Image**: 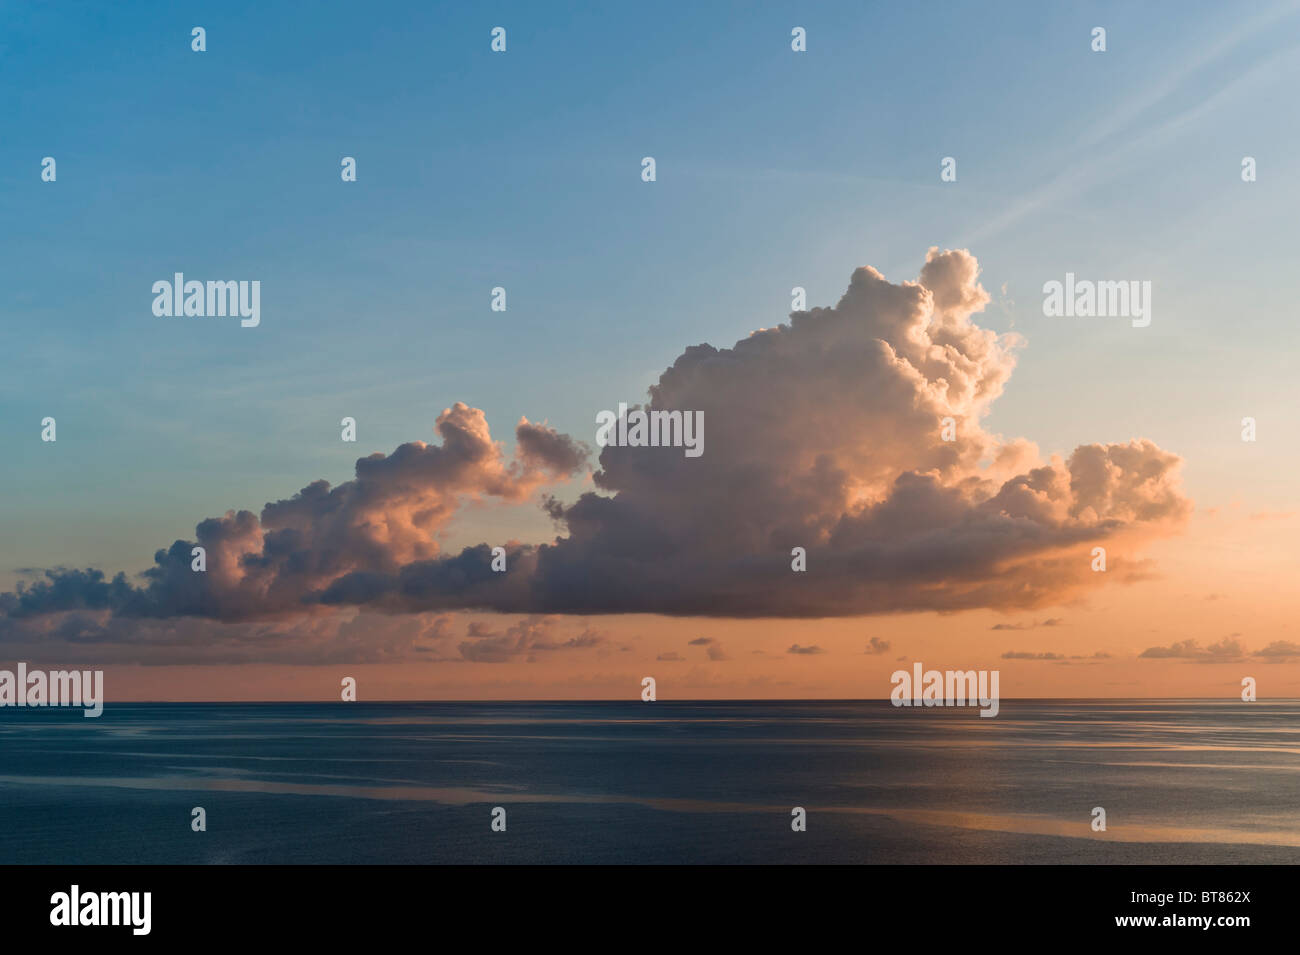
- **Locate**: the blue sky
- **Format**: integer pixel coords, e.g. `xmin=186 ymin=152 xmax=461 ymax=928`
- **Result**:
xmin=3 ymin=0 xmax=1299 ymax=587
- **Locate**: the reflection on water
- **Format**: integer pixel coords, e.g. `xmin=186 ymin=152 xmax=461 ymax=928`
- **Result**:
xmin=1 ymin=700 xmax=1298 ymax=864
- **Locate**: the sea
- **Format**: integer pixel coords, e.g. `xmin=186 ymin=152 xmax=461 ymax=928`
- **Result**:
xmin=1 ymin=699 xmax=1298 ymax=864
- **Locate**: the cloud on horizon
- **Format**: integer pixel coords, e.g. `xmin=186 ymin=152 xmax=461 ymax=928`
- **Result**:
xmin=1 ymin=249 xmax=1192 ymax=660
xmin=1139 ymin=636 xmax=1300 ymax=663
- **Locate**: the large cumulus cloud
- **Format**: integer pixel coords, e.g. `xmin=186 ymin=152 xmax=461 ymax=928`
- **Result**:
xmin=2 ymin=248 xmax=1191 ymax=645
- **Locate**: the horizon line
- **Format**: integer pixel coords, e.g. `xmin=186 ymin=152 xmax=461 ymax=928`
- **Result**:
xmin=10 ymin=696 xmax=1288 ymax=705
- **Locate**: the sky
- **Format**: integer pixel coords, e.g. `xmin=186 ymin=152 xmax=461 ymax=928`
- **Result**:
xmin=2 ymin=0 xmax=1299 ymax=699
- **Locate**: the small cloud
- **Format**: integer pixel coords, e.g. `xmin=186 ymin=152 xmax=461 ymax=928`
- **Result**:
xmin=657 ymin=651 xmax=683 ymax=662
xmin=1207 ymin=636 xmax=1244 ymax=655
xmin=865 ymin=637 xmax=891 ymax=655
xmin=1140 ymin=637 xmax=1246 ymax=661
xmin=1001 ymin=651 xmax=1066 ymax=660
xmin=991 ymin=618 xmax=1064 ymax=631
xmin=787 ymin=644 xmax=825 ymax=655
xmin=1256 ymin=640 xmax=1300 ymax=659
xmin=688 ymin=637 xmax=714 ymax=645
xmin=458 ymin=617 xmax=605 ymax=663
xmin=1140 ymin=639 xmax=1202 ymax=659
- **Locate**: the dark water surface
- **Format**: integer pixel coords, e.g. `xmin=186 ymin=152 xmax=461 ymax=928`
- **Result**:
xmin=2 ymin=700 xmax=1298 ymax=863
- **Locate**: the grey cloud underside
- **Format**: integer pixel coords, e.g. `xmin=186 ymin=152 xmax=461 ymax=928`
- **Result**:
xmin=2 ymin=249 xmax=1191 ymax=632
xmin=1136 ymin=636 xmax=1300 ymax=662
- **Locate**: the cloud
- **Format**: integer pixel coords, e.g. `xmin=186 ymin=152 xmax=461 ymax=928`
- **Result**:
xmin=353 ymin=248 xmax=1188 ymax=617
xmin=2 ymin=404 xmax=586 ymax=624
xmin=1140 ymin=636 xmax=1300 ymax=663
xmin=0 ymin=607 xmax=617 ymax=666
xmin=787 ymin=644 xmax=826 ymax=655
xmin=991 ymin=618 xmax=1064 ymax=631
xmin=1256 ymin=640 xmax=1300 ymax=659
xmin=865 ymin=636 xmax=891 ymax=655
xmin=1140 ymin=636 xmax=1247 ymax=661
xmin=1001 ymin=650 xmax=1066 ymax=660
xmin=458 ymin=616 xmax=606 ymax=663
xmin=0 ymin=608 xmax=462 ymax=665
xmin=2 ymin=249 xmax=1192 ymax=659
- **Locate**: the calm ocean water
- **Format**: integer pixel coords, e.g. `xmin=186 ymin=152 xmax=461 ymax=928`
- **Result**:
xmin=1 ymin=700 xmax=1298 ymax=864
